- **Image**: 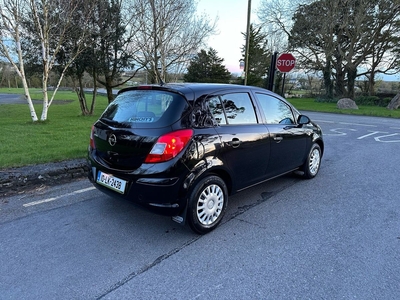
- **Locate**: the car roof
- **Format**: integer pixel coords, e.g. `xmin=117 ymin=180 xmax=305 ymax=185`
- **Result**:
xmin=118 ymin=83 xmax=277 ymax=102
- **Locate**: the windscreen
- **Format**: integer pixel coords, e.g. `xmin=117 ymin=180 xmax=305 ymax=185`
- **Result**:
xmin=100 ymin=90 xmax=188 ymax=128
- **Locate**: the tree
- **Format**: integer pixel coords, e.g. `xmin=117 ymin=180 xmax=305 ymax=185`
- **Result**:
xmin=67 ymin=47 xmax=98 ymax=115
xmin=0 ymin=0 xmax=38 ymax=121
xmin=290 ymin=0 xmax=400 ymax=99
xmin=88 ymin=0 xmax=143 ymax=103
xmin=184 ymin=48 xmax=231 ymax=83
xmin=289 ymin=1 xmax=336 ymax=98
xmin=0 ymin=0 xmax=94 ymax=121
xmin=30 ymin=0 xmax=96 ymax=120
xmin=257 ymin=0 xmax=312 ymax=52
xmin=240 ymin=24 xmax=271 ymax=87
xmin=129 ymin=0 xmax=216 ymax=84
xmin=259 ymin=0 xmax=400 ymax=99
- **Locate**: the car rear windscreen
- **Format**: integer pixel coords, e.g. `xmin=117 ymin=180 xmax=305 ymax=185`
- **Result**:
xmin=100 ymin=90 xmax=189 ymax=128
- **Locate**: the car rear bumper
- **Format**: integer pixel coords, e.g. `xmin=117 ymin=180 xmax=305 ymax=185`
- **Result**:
xmin=87 ymin=159 xmax=188 ymax=216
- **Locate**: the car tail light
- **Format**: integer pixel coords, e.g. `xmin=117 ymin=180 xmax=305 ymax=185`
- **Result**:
xmin=145 ymin=129 xmax=193 ymax=163
xmin=89 ymin=125 xmax=96 ymax=150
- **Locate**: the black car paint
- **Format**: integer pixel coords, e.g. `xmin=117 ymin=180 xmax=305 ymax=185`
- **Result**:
xmin=88 ymin=83 xmax=323 ymax=224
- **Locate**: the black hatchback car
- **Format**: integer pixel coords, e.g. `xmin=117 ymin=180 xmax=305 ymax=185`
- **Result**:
xmin=88 ymin=83 xmax=323 ymax=234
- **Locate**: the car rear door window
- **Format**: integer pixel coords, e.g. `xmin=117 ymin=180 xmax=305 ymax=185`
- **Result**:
xmin=255 ymin=93 xmax=295 ymax=124
xmin=208 ymin=96 xmax=226 ymax=125
xmin=220 ymin=93 xmax=257 ymax=124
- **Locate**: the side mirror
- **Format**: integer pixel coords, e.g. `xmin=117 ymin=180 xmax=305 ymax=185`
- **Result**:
xmin=298 ymin=115 xmax=311 ymax=125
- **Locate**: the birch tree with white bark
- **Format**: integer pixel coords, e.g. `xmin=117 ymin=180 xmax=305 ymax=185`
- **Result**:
xmin=0 ymin=0 xmax=94 ymax=121
xmin=0 ymin=0 xmax=38 ymax=121
xmin=29 ymin=0 xmax=94 ymax=121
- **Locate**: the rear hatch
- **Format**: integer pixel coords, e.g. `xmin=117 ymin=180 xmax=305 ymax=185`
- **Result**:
xmin=91 ymin=88 xmax=190 ymax=171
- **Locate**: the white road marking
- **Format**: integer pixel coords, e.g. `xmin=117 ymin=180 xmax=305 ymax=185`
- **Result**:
xmin=312 ymin=120 xmax=334 ymax=124
xmin=23 ymin=187 xmax=96 ymax=207
xmin=338 ymin=122 xmax=376 ymax=127
xmin=313 ymin=119 xmax=377 ymax=127
xmin=357 ymin=131 xmax=388 ymax=140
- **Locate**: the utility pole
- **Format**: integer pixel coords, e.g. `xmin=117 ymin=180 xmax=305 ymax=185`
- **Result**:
xmin=244 ymin=0 xmax=251 ymax=85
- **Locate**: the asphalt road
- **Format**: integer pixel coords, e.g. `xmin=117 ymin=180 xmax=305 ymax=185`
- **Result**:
xmin=1 ymin=112 xmax=399 ymax=299
xmin=0 ymin=93 xmax=25 ymax=104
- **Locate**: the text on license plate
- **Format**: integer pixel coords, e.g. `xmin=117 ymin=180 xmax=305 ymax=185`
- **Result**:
xmin=96 ymin=171 xmax=127 ymax=194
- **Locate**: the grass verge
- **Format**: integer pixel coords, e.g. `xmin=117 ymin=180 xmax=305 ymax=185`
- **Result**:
xmin=0 ymin=88 xmax=109 ymax=168
xmin=288 ymin=98 xmax=400 ymax=118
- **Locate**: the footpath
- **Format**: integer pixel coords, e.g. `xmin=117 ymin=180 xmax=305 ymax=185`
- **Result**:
xmin=0 ymin=158 xmax=89 ymax=196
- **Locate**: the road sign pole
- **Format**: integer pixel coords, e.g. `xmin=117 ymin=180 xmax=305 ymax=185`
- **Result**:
xmin=267 ymin=52 xmax=278 ymax=91
xmin=281 ymin=72 xmax=286 ymax=96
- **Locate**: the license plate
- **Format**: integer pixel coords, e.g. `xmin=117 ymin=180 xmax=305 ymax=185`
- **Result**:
xmin=96 ymin=171 xmax=127 ymax=194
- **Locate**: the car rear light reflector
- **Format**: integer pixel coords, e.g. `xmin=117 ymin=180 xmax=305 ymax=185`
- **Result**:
xmin=145 ymin=129 xmax=193 ymax=163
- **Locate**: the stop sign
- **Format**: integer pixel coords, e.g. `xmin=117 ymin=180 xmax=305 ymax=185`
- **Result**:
xmin=276 ymin=53 xmax=296 ymax=73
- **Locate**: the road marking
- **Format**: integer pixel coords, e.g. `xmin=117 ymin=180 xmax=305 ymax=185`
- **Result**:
xmin=357 ymin=131 xmax=388 ymax=140
xmin=23 ymin=187 xmax=96 ymax=207
xmin=313 ymin=120 xmax=377 ymax=127
xmin=338 ymin=122 xmax=376 ymax=127
xmin=312 ymin=120 xmax=334 ymax=124
xmin=373 ymin=133 xmax=400 ymax=143
xmin=325 ymin=128 xmax=357 ymax=136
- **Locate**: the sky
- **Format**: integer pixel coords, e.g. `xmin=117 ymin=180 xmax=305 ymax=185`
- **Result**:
xmin=197 ymin=0 xmax=262 ymax=75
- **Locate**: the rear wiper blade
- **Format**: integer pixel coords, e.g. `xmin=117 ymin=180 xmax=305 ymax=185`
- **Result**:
xmin=101 ymin=118 xmax=119 ymax=125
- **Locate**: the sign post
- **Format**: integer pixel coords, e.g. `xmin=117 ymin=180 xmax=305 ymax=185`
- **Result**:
xmin=276 ymin=53 xmax=296 ymax=96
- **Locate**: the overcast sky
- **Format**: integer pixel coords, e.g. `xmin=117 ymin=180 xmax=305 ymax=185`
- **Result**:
xmin=197 ymin=0 xmax=262 ymax=75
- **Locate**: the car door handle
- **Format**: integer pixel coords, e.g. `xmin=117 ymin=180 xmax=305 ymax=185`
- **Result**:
xmin=273 ymin=136 xmax=283 ymax=143
xmin=229 ymin=138 xmax=242 ymax=148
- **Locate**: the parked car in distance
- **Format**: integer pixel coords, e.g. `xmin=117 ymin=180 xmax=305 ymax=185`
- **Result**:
xmin=88 ymin=83 xmax=324 ymax=234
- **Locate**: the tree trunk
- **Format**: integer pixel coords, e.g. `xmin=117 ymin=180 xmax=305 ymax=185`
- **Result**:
xmin=22 ymin=79 xmax=38 ymax=122
xmin=387 ymin=93 xmax=400 ymax=110
xmin=76 ymin=76 xmax=89 ymax=115
xmin=18 ymin=66 xmax=38 ymax=121
xmin=323 ymin=60 xmax=333 ymax=98
xmin=368 ymin=68 xmax=376 ymax=96
xmin=40 ymin=66 xmax=50 ymax=121
xmin=90 ymin=69 xmax=97 ymax=115
xmin=335 ymin=68 xmax=346 ymax=98
xmin=346 ymin=65 xmax=357 ymax=99
xmin=12 ymin=25 xmax=38 ymax=121
xmin=105 ymin=76 xmax=114 ymax=103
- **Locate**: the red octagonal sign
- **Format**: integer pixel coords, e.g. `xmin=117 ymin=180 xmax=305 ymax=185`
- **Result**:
xmin=276 ymin=53 xmax=296 ymax=73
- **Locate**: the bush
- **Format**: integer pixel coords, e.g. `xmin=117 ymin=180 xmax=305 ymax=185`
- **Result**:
xmin=354 ymin=96 xmax=379 ymax=106
xmin=355 ymin=94 xmax=394 ymax=107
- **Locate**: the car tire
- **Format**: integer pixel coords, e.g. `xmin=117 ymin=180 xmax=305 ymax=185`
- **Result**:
xmin=187 ymin=175 xmax=228 ymax=234
xmin=302 ymin=143 xmax=321 ymax=179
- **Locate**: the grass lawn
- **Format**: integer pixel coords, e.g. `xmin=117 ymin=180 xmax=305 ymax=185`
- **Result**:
xmin=0 ymin=88 xmax=399 ymax=169
xmin=0 ymin=88 xmax=109 ymax=168
xmin=287 ymin=98 xmax=400 ymax=118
